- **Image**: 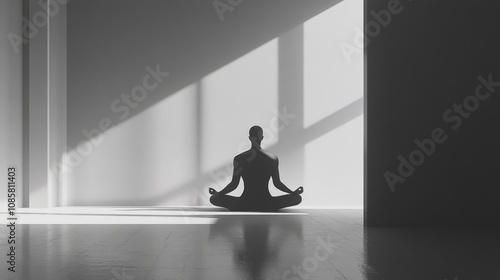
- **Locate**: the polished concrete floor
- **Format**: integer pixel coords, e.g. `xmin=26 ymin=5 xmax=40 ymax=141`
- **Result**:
xmin=0 ymin=208 xmax=499 ymax=280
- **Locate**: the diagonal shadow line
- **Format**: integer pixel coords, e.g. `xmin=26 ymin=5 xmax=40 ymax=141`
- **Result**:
xmin=271 ymin=97 xmax=363 ymax=156
xmin=129 ymin=97 xmax=364 ymax=206
xmin=303 ymin=97 xmax=363 ymax=143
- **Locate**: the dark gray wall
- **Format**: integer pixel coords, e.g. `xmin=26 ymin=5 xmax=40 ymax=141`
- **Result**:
xmin=364 ymin=228 xmax=500 ymax=279
xmin=366 ymin=0 xmax=500 ymax=226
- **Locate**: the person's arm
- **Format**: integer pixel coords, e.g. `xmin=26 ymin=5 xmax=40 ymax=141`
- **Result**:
xmin=217 ymin=158 xmax=241 ymax=195
xmin=271 ymin=158 xmax=295 ymax=194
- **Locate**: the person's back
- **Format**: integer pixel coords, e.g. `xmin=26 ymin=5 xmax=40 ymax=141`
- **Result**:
xmin=237 ymin=148 xmax=277 ymax=200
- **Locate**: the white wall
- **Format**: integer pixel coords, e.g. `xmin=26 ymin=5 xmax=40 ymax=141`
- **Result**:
xmin=65 ymin=0 xmax=363 ymax=207
xmin=303 ymin=0 xmax=364 ymax=207
xmin=0 ymin=0 xmax=24 ymax=208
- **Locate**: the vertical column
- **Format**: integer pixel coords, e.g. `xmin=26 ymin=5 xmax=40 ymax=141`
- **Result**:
xmin=28 ymin=0 xmax=67 ymax=207
xmin=194 ymin=82 xmax=203 ymax=205
xmin=23 ymin=0 xmax=30 ymax=208
xmin=48 ymin=0 xmax=67 ymax=207
xmin=28 ymin=0 xmax=49 ymax=207
xmin=277 ymin=25 xmax=305 ymax=187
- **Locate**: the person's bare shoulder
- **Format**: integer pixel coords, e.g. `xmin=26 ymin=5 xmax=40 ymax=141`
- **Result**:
xmin=235 ymin=149 xmax=254 ymax=161
xmin=261 ymin=149 xmax=278 ymax=162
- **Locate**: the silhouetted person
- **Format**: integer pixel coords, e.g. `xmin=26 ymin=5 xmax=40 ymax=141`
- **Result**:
xmin=209 ymin=126 xmax=303 ymax=211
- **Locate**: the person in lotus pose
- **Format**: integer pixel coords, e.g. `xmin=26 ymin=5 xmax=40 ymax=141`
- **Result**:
xmin=209 ymin=126 xmax=303 ymax=211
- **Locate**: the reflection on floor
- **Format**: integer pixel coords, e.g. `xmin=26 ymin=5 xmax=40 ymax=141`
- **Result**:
xmin=0 ymin=209 xmax=499 ymax=280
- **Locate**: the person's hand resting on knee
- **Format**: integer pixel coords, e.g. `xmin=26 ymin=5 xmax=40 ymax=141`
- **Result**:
xmin=294 ymin=186 xmax=304 ymax=195
xmin=209 ymin=188 xmax=219 ymax=197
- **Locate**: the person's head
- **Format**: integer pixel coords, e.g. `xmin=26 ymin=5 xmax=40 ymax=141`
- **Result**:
xmin=249 ymin=125 xmax=263 ymax=145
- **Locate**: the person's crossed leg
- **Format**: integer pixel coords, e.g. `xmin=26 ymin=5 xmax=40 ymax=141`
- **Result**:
xmin=210 ymin=187 xmax=303 ymax=212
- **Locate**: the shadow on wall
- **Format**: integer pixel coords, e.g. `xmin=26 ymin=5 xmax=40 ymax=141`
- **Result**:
xmin=67 ymin=0 xmax=343 ymax=146
xmin=66 ymin=0 xmax=363 ymax=206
